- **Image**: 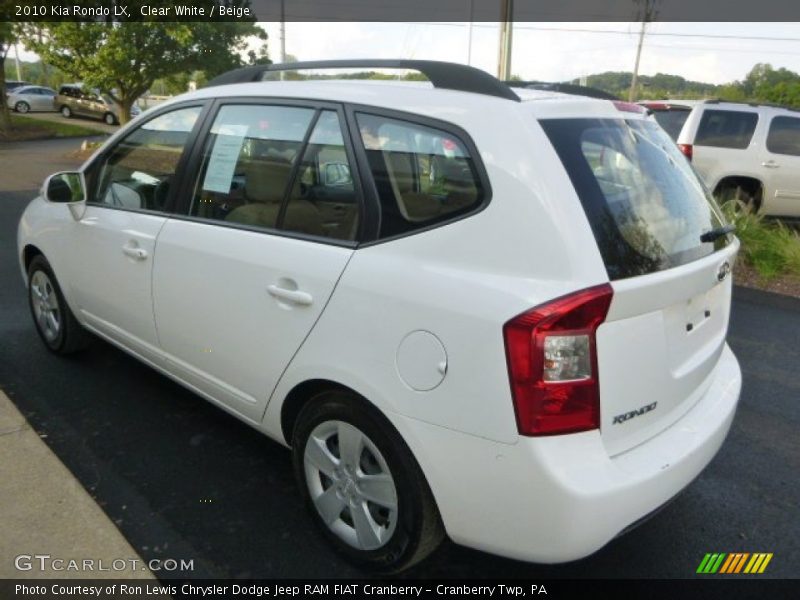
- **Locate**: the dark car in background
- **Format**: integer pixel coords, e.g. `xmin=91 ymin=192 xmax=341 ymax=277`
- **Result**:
xmin=639 ymin=100 xmax=700 ymax=140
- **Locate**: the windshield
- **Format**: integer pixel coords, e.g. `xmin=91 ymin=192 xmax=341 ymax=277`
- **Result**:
xmin=541 ymin=117 xmax=731 ymax=281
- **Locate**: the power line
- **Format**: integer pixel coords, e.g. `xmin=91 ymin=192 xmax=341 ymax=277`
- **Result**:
xmin=400 ymin=21 xmax=800 ymax=43
xmin=508 ymin=25 xmax=800 ymax=43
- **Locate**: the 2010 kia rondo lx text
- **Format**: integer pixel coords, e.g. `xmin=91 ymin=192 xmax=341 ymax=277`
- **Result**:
xmin=17 ymin=61 xmax=742 ymax=572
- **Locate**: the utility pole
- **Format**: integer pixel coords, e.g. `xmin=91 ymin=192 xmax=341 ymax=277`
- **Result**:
xmin=279 ymin=0 xmax=286 ymax=79
xmin=466 ymin=0 xmax=474 ymax=66
xmin=628 ymin=0 xmax=658 ymax=102
xmin=497 ymin=0 xmax=513 ymax=80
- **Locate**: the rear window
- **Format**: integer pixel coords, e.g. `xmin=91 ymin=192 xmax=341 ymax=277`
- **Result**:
xmin=694 ymin=109 xmax=758 ymax=149
xmin=541 ymin=118 xmax=731 ymax=280
xmin=651 ymin=108 xmax=690 ymax=140
xmin=766 ymin=116 xmax=800 ymax=156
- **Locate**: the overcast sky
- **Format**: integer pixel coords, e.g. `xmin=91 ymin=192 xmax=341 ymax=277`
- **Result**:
xmin=15 ymin=22 xmax=800 ymax=85
xmin=255 ymin=21 xmax=800 ymax=84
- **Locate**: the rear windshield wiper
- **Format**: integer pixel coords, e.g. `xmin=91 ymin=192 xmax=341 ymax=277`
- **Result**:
xmin=700 ymin=224 xmax=736 ymax=243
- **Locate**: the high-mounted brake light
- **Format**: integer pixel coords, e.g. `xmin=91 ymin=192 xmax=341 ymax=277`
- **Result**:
xmin=503 ymin=284 xmax=613 ymax=436
xmin=612 ymin=101 xmax=646 ymax=114
xmin=678 ymin=143 xmax=693 ymax=161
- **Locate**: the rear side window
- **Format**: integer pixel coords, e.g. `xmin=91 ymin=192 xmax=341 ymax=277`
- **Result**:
xmin=766 ymin=116 xmax=800 ymax=156
xmin=541 ymin=118 xmax=730 ymax=280
xmin=190 ymin=105 xmax=359 ymax=241
xmin=356 ymin=113 xmax=484 ymax=238
xmin=694 ymin=109 xmax=758 ymax=149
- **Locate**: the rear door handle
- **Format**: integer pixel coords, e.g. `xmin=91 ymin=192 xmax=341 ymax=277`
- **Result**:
xmin=761 ymin=161 xmax=780 ymax=169
xmin=267 ymin=285 xmax=313 ymax=306
xmin=122 ymin=244 xmax=148 ymax=260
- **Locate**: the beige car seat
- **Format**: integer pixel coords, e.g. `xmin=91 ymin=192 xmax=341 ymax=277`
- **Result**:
xmin=226 ymin=155 xmax=325 ymax=237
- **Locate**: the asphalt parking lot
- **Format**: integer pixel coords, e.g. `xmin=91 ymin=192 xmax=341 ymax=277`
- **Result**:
xmin=0 ymin=138 xmax=798 ymax=579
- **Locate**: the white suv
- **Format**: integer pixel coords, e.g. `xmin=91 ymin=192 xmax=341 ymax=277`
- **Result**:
xmin=17 ymin=60 xmax=741 ymax=571
xmin=677 ymin=100 xmax=800 ymax=216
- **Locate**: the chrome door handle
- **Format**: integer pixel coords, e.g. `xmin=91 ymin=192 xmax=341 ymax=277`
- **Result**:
xmin=267 ymin=285 xmax=313 ymax=306
xmin=761 ymin=161 xmax=780 ymax=168
xmin=122 ymin=245 xmax=148 ymax=260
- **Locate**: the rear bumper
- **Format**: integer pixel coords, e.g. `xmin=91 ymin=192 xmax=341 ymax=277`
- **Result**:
xmin=392 ymin=343 xmax=741 ymax=563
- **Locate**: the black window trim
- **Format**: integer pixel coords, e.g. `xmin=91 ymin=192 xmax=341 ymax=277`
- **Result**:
xmin=342 ymin=102 xmax=493 ymax=248
xmin=766 ymin=114 xmax=800 ymax=157
xmin=169 ymin=96 xmax=367 ymax=249
xmin=82 ymin=99 xmax=215 ymax=217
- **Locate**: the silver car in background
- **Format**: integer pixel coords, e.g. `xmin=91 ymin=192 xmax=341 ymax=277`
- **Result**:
xmin=6 ymin=86 xmax=57 ymax=113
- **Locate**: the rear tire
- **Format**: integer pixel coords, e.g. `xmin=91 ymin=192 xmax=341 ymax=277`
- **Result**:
xmin=27 ymin=255 xmax=89 ymax=354
xmin=292 ymin=391 xmax=444 ymax=572
xmin=103 ymin=112 xmax=117 ymax=126
xmin=717 ymin=183 xmax=760 ymax=214
xmin=60 ymin=105 xmax=72 ymax=118
xmin=15 ymin=101 xmax=30 ymax=113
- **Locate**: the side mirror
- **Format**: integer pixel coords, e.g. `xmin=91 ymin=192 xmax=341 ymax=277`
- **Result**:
xmin=43 ymin=171 xmax=87 ymax=220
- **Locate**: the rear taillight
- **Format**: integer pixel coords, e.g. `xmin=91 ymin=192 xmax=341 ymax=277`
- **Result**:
xmin=503 ymin=284 xmax=613 ymax=436
xmin=678 ymin=143 xmax=693 ymax=161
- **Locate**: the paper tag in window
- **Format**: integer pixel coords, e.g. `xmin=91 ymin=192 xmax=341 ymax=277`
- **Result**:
xmin=202 ymin=124 xmax=248 ymax=194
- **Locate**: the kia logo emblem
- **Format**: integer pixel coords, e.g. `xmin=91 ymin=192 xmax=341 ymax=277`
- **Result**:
xmin=717 ymin=261 xmax=731 ymax=282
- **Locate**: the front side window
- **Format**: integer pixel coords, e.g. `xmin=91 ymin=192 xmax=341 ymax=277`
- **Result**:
xmin=93 ymin=106 xmax=202 ymax=211
xmin=766 ymin=116 xmax=800 ymax=156
xmin=541 ymin=118 xmax=730 ymax=280
xmin=356 ymin=113 xmax=483 ymax=238
xmin=694 ymin=109 xmax=758 ymax=149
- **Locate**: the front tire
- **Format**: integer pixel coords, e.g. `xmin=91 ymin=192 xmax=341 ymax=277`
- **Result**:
xmin=103 ymin=112 xmax=117 ymax=126
xmin=292 ymin=392 xmax=444 ymax=572
xmin=15 ymin=101 xmax=30 ymax=113
xmin=60 ymin=105 xmax=72 ymax=118
xmin=27 ymin=255 xmax=89 ymax=354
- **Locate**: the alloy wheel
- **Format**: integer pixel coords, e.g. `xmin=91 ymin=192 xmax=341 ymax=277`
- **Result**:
xmin=30 ymin=270 xmax=61 ymax=342
xmin=303 ymin=420 xmax=398 ymax=551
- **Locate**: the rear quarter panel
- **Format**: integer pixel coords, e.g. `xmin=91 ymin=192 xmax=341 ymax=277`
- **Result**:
xmin=262 ymin=101 xmax=609 ymax=445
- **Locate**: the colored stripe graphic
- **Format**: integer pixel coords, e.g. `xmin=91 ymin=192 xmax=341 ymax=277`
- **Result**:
xmin=744 ymin=553 xmax=774 ymax=574
xmin=699 ymin=552 xmax=773 ymax=574
xmin=697 ymin=553 xmax=727 ymax=573
xmin=720 ymin=553 xmax=749 ymax=573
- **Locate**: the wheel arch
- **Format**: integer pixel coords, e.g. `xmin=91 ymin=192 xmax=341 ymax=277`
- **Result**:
xmin=713 ymin=175 xmax=764 ymax=208
xmin=22 ymin=244 xmax=45 ymax=280
xmin=280 ymin=378 xmax=378 ymax=447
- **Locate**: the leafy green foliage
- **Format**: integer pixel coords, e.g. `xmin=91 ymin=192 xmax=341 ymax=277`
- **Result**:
xmin=722 ymin=201 xmax=800 ymax=280
xmin=583 ymin=63 xmax=800 ymax=109
xmin=22 ymin=2 xmax=266 ymax=123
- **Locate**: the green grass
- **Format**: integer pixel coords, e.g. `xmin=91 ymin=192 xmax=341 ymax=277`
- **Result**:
xmin=5 ymin=114 xmax=100 ymax=141
xmin=721 ymin=201 xmax=800 ymax=281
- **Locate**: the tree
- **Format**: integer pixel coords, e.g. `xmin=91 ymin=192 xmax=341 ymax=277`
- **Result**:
xmin=23 ymin=2 xmax=266 ymax=124
xmin=0 ymin=17 xmax=19 ymax=138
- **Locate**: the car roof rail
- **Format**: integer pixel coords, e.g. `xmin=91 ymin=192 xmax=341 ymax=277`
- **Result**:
xmin=702 ymin=98 xmax=800 ymax=112
xmin=205 ymin=60 xmax=521 ymax=102
xmin=506 ymin=81 xmax=619 ymax=101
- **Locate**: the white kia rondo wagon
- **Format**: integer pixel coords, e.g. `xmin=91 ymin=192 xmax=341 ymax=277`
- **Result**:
xmin=17 ymin=61 xmax=742 ymax=571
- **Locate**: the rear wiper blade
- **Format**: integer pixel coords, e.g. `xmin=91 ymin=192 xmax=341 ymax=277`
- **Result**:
xmin=700 ymin=224 xmax=736 ymax=243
